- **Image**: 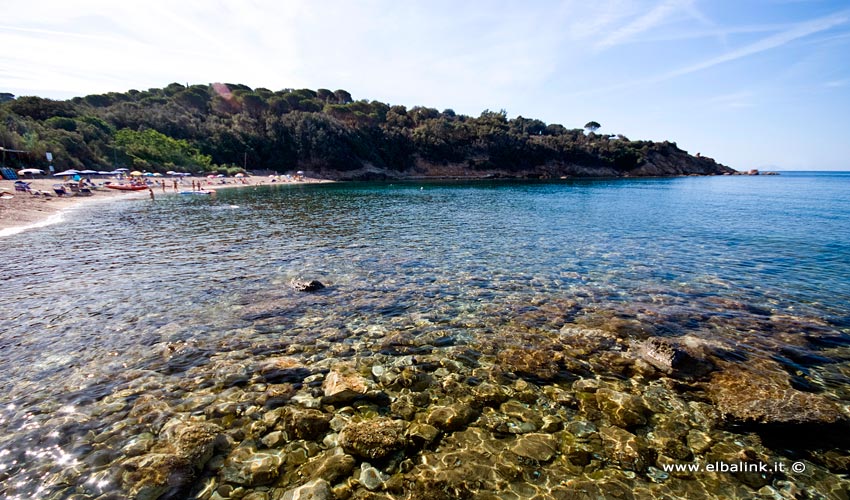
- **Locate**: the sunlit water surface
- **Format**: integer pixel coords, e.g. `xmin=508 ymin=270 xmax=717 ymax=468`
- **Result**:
xmin=1 ymin=173 xmax=849 ymax=498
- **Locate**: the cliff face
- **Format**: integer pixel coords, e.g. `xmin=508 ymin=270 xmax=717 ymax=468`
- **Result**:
xmin=315 ymin=147 xmax=736 ymax=181
xmin=630 ymin=148 xmax=736 ymax=177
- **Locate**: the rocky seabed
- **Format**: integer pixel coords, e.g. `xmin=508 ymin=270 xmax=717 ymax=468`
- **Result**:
xmin=1 ymin=294 xmax=849 ymax=500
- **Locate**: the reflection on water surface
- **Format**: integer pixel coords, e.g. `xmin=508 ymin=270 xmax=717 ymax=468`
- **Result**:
xmin=0 ymin=175 xmax=849 ymax=499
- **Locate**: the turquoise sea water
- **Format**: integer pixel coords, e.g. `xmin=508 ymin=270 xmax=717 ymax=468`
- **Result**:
xmin=0 ymin=172 xmax=849 ymax=498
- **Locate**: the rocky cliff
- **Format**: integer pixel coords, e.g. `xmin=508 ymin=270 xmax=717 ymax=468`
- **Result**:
xmin=314 ymin=145 xmax=737 ymax=181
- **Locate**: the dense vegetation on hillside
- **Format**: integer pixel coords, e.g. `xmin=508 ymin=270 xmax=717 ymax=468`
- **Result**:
xmin=0 ymin=83 xmax=729 ymax=179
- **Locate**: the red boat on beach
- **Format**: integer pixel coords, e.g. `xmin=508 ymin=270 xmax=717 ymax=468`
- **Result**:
xmin=106 ymin=184 xmax=148 ymax=191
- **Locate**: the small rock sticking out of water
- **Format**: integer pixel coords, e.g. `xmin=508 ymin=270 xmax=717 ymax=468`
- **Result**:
xmin=291 ymin=279 xmax=325 ymax=292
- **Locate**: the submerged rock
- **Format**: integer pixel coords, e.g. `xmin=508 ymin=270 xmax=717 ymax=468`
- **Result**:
xmin=120 ymin=420 xmax=222 ymax=499
xmin=497 ymin=346 xmax=561 ymax=381
xmin=634 ymin=337 xmax=714 ymax=379
xmin=278 ymin=478 xmax=332 ymax=500
xmin=307 ymin=452 xmax=356 ymax=484
xmin=561 ymin=430 xmax=600 ymax=466
xmin=358 ymin=463 xmax=389 ymax=491
xmin=412 ymin=449 xmax=521 ymax=496
xmin=322 ymin=367 xmax=370 ymax=404
xmin=426 ymin=404 xmax=480 ymax=432
xmin=221 ymin=445 xmax=286 ymax=486
xmin=599 ymin=426 xmax=652 ymax=472
xmin=471 ymin=382 xmax=509 ymax=407
xmin=565 ymin=420 xmax=598 ymax=438
xmin=339 ymin=418 xmax=407 ymax=460
xmin=595 ymin=388 xmax=649 ymax=429
xmin=121 ymin=453 xmax=195 ymax=500
xmin=258 ymin=356 xmax=312 ymax=384
xmin=407 ymin=422 xmax=441 ymax=449
xmin=706 ymin=441 xmax=774 ymax=489
xmin=291 ymin=279 xmax=326 ymax=292
xmin=260 ymin=383 xmax=298 ymax=408
xmin=708 ymin=365 xmax=845 ymax=425
xmin=279 ymin=407 xmax=332 ymax=441
xmin=510 ymin=433 xmax=559 ymax=462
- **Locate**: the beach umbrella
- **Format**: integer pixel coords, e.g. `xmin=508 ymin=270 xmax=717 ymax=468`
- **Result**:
xmin=234 ymin=173 xmax=244 ymax=177
xmin=79 ymin=169 xmax=98 ymax=175
xmin=115 ymin=168 xmax=130 ymax=172
xmin=97 ymin=171 xmax=113 ymax=175
xmin=207 ymin=174 xmax=216 ymax=178
xmin=152 ymin=173 xmax=163 ymax=177
xmin=166 ymin=170 xmax=176 ymax=175
xmin=54 ymin=169 xmax=80 ymax=176
xmin=216 ymin=174 xmax=225 ymax=178
xmin=130 ymin=171 xmax=143 ymax=176
xmin=18 ymin=168 xmax=44 ymax=175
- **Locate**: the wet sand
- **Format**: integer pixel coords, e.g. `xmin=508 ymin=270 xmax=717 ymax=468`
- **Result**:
xmin=0 ymin=176 xmax=330 ymax=237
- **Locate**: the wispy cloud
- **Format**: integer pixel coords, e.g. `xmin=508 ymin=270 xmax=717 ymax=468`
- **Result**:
xmin=663 ymin=8 xmax=850 ymax=79
xmin=707 ymin=90 xmax=756 ymax=109
xmin=595 ymin=0 xmax=692 ymax=50
xmin=572 ymin=7 xmax=850 ymax=97
xmin=625 ymin=23 xmax=785 ymax=44
xmin=825 ymin=79 xmax=849 ymax=88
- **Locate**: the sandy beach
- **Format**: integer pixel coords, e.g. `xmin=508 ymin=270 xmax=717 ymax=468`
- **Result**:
xmin=0 ymin=175 xmax=330 ymax=237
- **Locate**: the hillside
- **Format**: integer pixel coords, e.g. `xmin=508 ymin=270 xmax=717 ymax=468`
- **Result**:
xmin=0 ymin=83 xmax=736 ymax=179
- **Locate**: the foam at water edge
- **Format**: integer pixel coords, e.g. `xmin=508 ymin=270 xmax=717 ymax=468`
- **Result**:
xmin=0 ymin=193 xmax=138 ymax=239
xmin=0 ymin=211 xmax=66 ymax=238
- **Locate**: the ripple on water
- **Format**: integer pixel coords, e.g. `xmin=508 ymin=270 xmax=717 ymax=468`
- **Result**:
xmin=0 ymin=178 xmax=848 ymax=498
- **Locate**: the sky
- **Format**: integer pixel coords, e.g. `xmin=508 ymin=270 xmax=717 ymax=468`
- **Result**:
xmin=2 ymin=0 xmax=849 ymax=171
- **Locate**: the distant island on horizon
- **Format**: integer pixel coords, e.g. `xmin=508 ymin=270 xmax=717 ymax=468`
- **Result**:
xmin=0 ymin=83 xmax=737 ymax=180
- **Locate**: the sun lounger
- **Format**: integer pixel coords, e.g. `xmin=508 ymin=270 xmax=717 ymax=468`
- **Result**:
xmin=0 ymin=167 xmax=18 ymax=180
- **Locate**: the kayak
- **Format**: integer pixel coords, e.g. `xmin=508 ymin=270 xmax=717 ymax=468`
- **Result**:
xmin=179 ymin=190 xmax=215 ymax=195
xmin=106 ymin=184 xmax=148 ymax=191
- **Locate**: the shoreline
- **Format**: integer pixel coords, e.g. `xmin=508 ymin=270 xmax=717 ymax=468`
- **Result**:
xmin=0 ymin=176 xmax=331 ymax=238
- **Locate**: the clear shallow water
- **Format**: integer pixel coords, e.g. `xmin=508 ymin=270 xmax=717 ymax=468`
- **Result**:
xmin=0 ymin=173 xmax=849 ymax=499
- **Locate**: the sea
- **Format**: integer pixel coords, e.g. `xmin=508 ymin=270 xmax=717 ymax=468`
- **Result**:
xmin=0 ymin=172 xmax=848 ymax=499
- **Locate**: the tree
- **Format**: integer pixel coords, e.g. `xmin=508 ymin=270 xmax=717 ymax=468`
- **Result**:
xmin=333 ymin=89 xmax=353 ymax=104
xmin=0 ymin=81 xmax=713 ymax=177
xmin=114 ymin=128 xmax=211 ymax=170
xmin=8 ymin=96 xmax=77 ymax=120
xmin=584 ymin=121 xmax=601 ymax=133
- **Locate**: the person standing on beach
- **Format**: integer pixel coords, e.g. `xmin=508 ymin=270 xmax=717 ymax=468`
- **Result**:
xmin=149 ymin=188 xmax=155 ymax=200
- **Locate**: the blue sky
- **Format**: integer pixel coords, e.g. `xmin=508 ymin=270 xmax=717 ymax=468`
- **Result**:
xmin=2 ymin=0 xmax=849 ymax=170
